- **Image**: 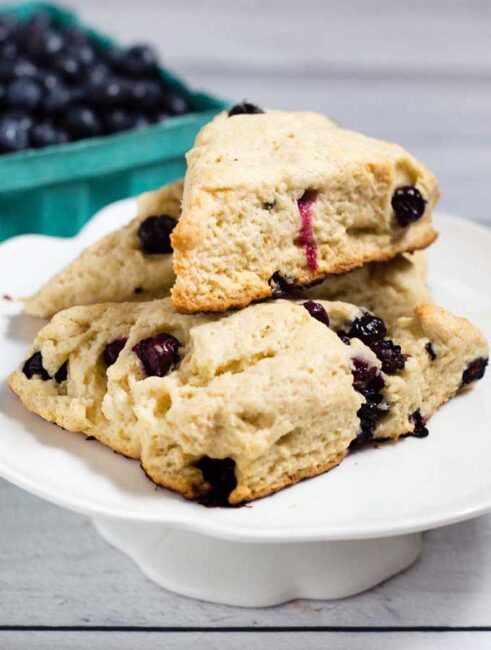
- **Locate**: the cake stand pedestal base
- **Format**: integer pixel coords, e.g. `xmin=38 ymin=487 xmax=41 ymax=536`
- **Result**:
xmin=94 ymin=518 xmax=422 ymax=607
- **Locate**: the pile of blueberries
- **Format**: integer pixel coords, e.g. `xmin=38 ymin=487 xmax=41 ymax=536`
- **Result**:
xmin=0 ymin=10 xmax=193 ymax=154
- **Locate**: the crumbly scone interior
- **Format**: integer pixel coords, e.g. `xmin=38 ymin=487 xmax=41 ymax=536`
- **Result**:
xmin=23 ymin=180 xmax=183 ymax=318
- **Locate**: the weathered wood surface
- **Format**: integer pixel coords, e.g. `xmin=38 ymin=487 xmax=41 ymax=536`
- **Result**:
xmin=1 ymin=1 xmax=490 ymax=647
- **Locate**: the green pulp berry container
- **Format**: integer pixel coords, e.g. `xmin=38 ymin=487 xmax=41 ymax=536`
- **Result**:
xmin=0 ymin=2 xmax=228 ymax=241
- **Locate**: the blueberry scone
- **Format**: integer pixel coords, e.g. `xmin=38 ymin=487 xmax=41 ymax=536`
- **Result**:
xmin=9 ymin=296 xmax=487 ymax=505
xmin=23 ymin=173 xmax=431 ymax=322
xmin=24 ymin=180 xmax=183 ymax=318
xmin=171 ymin=106 xmax=439 ymax=312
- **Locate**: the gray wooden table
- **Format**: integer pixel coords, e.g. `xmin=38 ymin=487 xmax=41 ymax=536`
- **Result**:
xmin=1 ymin=1 xmax=491 ymax=648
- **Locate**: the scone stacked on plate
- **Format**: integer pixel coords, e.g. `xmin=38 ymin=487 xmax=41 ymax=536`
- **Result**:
xmin=12 ymin=105 xmax=488 ymax=506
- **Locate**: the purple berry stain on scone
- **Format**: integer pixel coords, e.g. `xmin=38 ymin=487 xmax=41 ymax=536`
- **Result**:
xmin=461 ymin=357 xmax=488 ymax=387
xmin=338 ymin=310 xmax=406 ymax=375
xmin=137 ymin=215 xmax=176 ymax=254
xmin=22 ymin=351 xmax=50 ymax=381
xmin=409 ymin=409 xmax=429 ymax=438
xmin=227 ymin=102 xmax=264 ymax=116
xmin=392 ymin=186 xmax=426 ymax=227
xmin=350 ymin=358 xmax=385 ymax=447
xmin=103 ymin=338 xmax=128 ymax=367
xmin=195 ymin=456 xmax=237 ymax=507
xmin=302 ymin=300 xmax=329 ymax=327
xmin=297 ymin=190 xmax=318 ymax=271
xmin=133 ymin=333 xmax=180 ymax=377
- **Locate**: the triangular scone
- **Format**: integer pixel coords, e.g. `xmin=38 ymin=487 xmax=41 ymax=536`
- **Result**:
xmin=9 ymin=296 xmax=487 ymax=505
xmin=171 ymin=110 xmax=439 ymax=312
xmin=24 ymin=180 xmax=183 ymax=318
xmin=23 ymin=172 xmax=431 ymax=319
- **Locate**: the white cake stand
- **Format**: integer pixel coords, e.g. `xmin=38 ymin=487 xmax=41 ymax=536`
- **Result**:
xmin=0 ymin=203 xmax=490 ymax=607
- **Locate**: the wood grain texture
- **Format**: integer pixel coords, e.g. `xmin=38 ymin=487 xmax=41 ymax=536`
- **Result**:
xmin=1 ymin=631 xmax=491 ymax=650
xmin=2 ymin=478 xmax=491 ymax=628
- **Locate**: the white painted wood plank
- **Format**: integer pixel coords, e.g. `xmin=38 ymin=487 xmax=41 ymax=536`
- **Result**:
xmin=1 ymin=632 xmax=491 ymax=650
xmin=67 ymin=0 xmax=491 ymax=76
xmin=2 ymin=479 xmax=491 ymax=627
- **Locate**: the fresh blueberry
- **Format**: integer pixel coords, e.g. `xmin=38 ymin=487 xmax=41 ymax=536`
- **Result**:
xmin=161 ymin=89 xmax=190 ymax=116
xmin=86 ymin=77 xmax=131 ymax=107
xmin=129 ymin=80 xmax=163 ymax=110
xmin=137 ymin=216 xmax=177 ymax=254
xmin=228 ymin=102 xmax=264 ymax=116
xmin=117 ymin=44 xmax=160 ymax=77
xmin=392 ymin=186 xmax=426 ymax=227
xmin=54 ymin=361 xmax=68 ymax=383
xmin=132 ymin=333 xmax=181 ymax=377
xmin=103 ymin=108 xmax=135 ymax=134
xmin=302 ymin=300 xmax=330 ymax=327
xmin=84 ymin=62 xmax=111 ymax=86
xmin=42 ymin=83 xmax=72 ymax=115
xmin=54 ymin=52 xmax=83 ymax=82
xmin=425 ymin=341 xmax=436 ymax=361
xmin=195 ymin=457 xmax=237 ymax=507
xmin=11 ymin=58 xmax=39 ymax=79
xmin=0 ymin=113 xmax=31 ymax=152
xmin=26 ymin=28 xmax=64 ymax=62
xmin=103 ymin=338 xmax=128 ymax=367
xmin=64 ymin=105 xmax=102 ymax=139
xmin=461 ymin=357 xmax=488 ymax=387
xmin=22 ymin=351 xmax=50 ymax=380
xmin=32 ymin=121 xmax=69 ymax=148
xmin=6 ymin=78 xmax=42 ymax=111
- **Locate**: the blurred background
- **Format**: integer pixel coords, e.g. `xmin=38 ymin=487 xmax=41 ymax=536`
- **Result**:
xmin=71 ymin=0 xmax=491 ymax=225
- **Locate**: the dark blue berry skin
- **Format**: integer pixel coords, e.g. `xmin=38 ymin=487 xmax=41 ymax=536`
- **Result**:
xmin=6 ymin=78 xmax=42 ymax=111
xmin=195 ymin=457 xmax=237 ymax=507
xmin=116 ymin=44 xmax=160 ymax=77
xmin=409 ymin=410 xmax=429 ymax=438
xmin=103 ymin=338 xmax=128 ymax=367
xmin=343 ymin=310 xmax=387 ymax=345
xmin=54 ymin=361 xmax=68 ymax=383
xmin=302 ymin=300 xmax=330 ymax=327
xmin=369 ymin=338 xmax=406 ymax=375
xmin=268 ymin=272 xmax=294 ymax=298
xmin=133 ymin=333 xmax=180 ymax=378
xmin=54 ymin=52 xmax=83 ymax=82
xmin=425 ymin=341 xmax=436 ymax=361
xmin=461 ymin=357 xmax=488 ymax=387
xmin=64 ymin=106 xmax=102 ymax=140
xmin=228 ymin=102 xmax=264 ymax=116
xmin=42 ymin=84 xmax=72 ymax=115
xmin=161 ymin=90 xmax=190 ymax=116
xmin=350 ymin=358 xmax=386 ymax=448
xmin=11 ymin=58 xmax=39 ymax=79
xmin=129 ymin=80 xmax=163 ymax=110
xmin=86 ymin=78 xmax=132 ymax=107
xmin=32 ymin=122 xmax=69 ymax=148
xmin=137 ymin=216 xmax=177 ymax=254
xmin=392 ymin=186 xmax=426 ymax=227
xmin=0 ymin=113 xmax=31 ymax=153
xmin=22 ymin=352 xmax=50 ymax=380
xmin=103 ymin=109 xmax=135 ymax=134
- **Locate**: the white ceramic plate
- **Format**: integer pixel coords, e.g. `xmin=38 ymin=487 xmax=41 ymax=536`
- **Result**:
xmin=0 ymin=204 xmax=490 ymax=543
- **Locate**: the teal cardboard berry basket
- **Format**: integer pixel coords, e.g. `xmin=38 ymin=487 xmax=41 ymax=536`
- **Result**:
xmin=0 ymin=2 xmax=228 ymax=241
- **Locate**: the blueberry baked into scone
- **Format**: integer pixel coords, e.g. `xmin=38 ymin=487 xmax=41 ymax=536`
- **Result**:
xmin=24 ymin=180 xmax=183 ymax=318
xmin=171 ymin=107 xmax=439 ymax=313
xmin=9 ymin=294 xmax=487 ymax=505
